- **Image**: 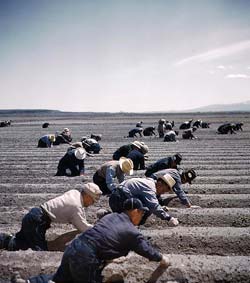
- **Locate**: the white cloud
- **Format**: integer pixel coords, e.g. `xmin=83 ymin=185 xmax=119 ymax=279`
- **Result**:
xmin=247 ymin=66 xmax=250 ymax=70
xmin=217 ymin=65 xmax=225 ymax=69
xmin=175 ymin=40 xmax=250 ymax=66
xmin=225 ymin=74 xmax=250 ymax=79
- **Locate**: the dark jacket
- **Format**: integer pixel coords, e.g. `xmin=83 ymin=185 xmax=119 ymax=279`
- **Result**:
xmin=113 ymin=144 xmax=133 ymax=160
xmin=83 ymin=212 xmax=162 ymax=261
xmin=127 ymin=149 xmax=145 ymax=170
xmin=145 ymin=157 xmax=176 ymax=177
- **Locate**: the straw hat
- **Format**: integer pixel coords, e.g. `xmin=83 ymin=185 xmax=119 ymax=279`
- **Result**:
xmin=49 ymin=135 xmax=56 ymax=142
xmin=158 ymin=174 xmax=176 ymax=189
xmin=74 ymin=147 xmax=86 ymax=160
xmin=119 ymin=157 xmax=134 ymax=175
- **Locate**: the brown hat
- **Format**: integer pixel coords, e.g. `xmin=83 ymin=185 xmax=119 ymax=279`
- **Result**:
xmin=82 ymin=183 xmax=102 ymax=201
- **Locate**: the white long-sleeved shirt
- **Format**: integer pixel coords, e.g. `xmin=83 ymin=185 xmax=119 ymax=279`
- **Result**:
xmin=41 ymin=189 xmax=92 ymax=232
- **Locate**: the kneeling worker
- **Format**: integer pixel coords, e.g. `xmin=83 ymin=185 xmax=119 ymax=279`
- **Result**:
xmin=0 ymin=183 xmax=102 ymax=252
xmin=11 ymin=198 xmax=170 ymax=283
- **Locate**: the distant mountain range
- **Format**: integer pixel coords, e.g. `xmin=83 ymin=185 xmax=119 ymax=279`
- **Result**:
xmin=0 ymin=101 xmax=250 ymax=114
xmin=185 ymin=101 xmax=250 ymax=112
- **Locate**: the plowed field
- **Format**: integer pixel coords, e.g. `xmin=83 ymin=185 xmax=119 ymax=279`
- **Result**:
xmin=0 ymin=112 xmax=250 ymax=283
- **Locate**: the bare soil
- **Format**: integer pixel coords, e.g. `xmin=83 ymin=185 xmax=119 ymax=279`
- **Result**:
xmin=0 ymin=112 xmax=250 ymax=282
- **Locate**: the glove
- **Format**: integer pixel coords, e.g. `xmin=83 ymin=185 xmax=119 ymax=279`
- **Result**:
xmin=168 ymin=217 xmax=179 ymax=226
xmin=160 ymin=255 xmax=171 ymax=267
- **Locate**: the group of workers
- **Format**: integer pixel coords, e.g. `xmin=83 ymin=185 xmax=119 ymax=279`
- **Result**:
xmin=0 ymin=121 xmax=216 ymax=283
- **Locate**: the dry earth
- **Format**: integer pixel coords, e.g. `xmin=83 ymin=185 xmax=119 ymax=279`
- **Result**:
xmin=0 ymin=112 xmax=250 ymax=282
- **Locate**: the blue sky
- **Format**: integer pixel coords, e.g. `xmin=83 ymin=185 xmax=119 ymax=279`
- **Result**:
xmin=0 ymin=0 xmax=250 ymax=112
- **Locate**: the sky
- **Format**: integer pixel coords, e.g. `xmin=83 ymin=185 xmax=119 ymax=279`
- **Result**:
xmin=0 ymin=0 xmax=250 ymax=112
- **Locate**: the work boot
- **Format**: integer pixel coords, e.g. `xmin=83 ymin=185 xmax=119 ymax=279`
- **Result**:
xmin=11 ymin=271 xmax=26 ymax=283
xmin=0 ymin=233 xmax=12 ymax=250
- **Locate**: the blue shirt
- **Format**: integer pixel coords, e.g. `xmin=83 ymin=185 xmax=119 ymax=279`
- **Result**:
xmin=127 ymin=149 xmax=145 ymax=170
xmin=82 ymin=212 xmax=162 ymax=261
xmin=152 ymin=168 xmax=190 ymax=205
xmin=118 ymin=178 xmax=171 ymax=221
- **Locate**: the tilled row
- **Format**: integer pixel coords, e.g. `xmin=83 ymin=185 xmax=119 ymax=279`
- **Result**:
xmin=0 ymin=193 xmax=250 ymax=208
xmin=0 ymin=251 xmax=249 ymax=283
xmin=1 ymin=207 xmax=250 ymax=227
xmin=1 ymin=183 xmax=249 ymax=194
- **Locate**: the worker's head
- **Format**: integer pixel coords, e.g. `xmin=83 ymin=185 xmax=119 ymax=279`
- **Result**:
xmin=156 ymin=174 xmax=176 ymax=195
xmin=123 ymin=198 xmax=149 ymax=226
xmin=49 ymin=135 xmax=56 ymax=143
xmin=82 ymin=183 xmax=102 ymax=207
xmin=74 ymin=147 xmax=86 ymax=160
xmin=119 ymin=157 xmax=134 ymax=175
xmin=172 ymin=153 xmax=182 ymax=166
xmin=131 ymin=141 xmax=149 ymax=155
xmin=131 ymin=140 xmax=142 ymax=150
xmin=181 ymin=169 xmax=197 ymax=184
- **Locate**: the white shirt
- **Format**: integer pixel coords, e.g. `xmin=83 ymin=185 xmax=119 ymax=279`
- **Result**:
xmin=41 ymin=189 xmax=93 ymax=232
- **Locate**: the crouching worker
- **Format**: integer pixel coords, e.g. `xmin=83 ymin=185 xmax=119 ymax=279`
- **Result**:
xmin=109 ymin=175 xmax=179 ymax=226
xmin=152 ymin=168 xmax=200 ymax=209
xmin=0 ymin=183 xmax=102 ymax=252
xmin=55 ymin=147 xmax=86 ymax=177
xmin=93 ymin=157 xmax=134 ymax=195
xmin=11 ymin=198 xmax=170 ymax=283
xmin=37 ymin=134 xmax=55 ymax=148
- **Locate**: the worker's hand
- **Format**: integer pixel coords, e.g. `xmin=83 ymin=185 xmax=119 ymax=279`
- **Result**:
xmin=168 ymin=217 xmax=179 ymax=226
xmin=160 ymin=255 xmax=171 ymax=268
xmin=188 ymin=205 xmax=201 ymax=209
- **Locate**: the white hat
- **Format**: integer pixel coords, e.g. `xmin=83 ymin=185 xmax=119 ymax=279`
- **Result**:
xmin=74 ymin=147 xmax=86 ymax=160
xmin=63 ymin=128 xmax=70 ymax=132
xmin=82 ymin=183 xmax=102 ymax=201
xmin=131 ymin=141 xmax=142 ymax=149
xmin=158 ymin=174 xmax=176 ymax=189
xmin=119 ymin=157 xmax=134 ymax=175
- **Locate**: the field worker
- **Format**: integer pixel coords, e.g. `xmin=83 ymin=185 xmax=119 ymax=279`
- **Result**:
xmin=152 ymin=168 xmax=200 ymax=208
xmin=37 ymin=134 xmax=55 ymax=148
xmin=182 ymin=127 xmax=197 ymax=139
xmin=109 ymin=176 xmax=179 ymax=226
xmin=217 ymin=123 xmax=236 ymax=134
xmin=0 ymin=183 xmax=102 ymax=252
xmin=145 ymin=153 xmax=182 ymax=177
xmin=11 ymin=198 xmax=170 ymax=283
xmin=93 ymin=157 xmax=134 ymax=195
xmin=53 ymin=128 xmax=73 ymax=145
xmin=127 ymin=141 xmax=149 ymax=170
xmin=55 ymin=147 xmax=86 ymax=177
xmin=143 ymin=126 xmax=156 ymax=136
xmin=81 ymin=136 xmax=102 ymax=154
xmin=112 ymin=140 xmax=142 ymax=160
xmin=136 ymin=120 xmax=143 ymax=127
xmin=157 ymin=119 xmax=166 ymax=138
xmin=127 ymin=127 xmax=143 ymax=138
xmin=164 ymin=130 xmax=179 ymax=142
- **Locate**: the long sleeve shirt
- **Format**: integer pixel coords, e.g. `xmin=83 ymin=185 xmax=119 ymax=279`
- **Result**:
xmin=97 ymin=160 xmax=125 ymax=192
xmin=40 ymin=135 xmax=53 ymax=147
xmin=41 ymin=189 xmax=92 ymax=232
xmin=145 ymin=157 xmax=175 ymax=177
xmin=127 ymin=149 xmax=145 ymax=170
xmin=82 ymin=212 xmax=162 ymax=261
xmin=118 ymin=178 xmax=171 ymax=221
xmin=152 ymin=168 xmax=190 ymax=206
